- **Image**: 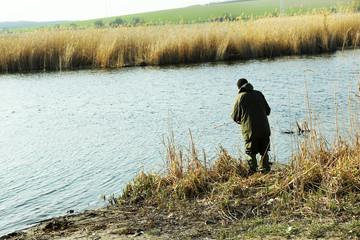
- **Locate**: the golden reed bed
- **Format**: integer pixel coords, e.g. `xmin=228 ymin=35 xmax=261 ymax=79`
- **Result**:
xmin=1 ymin=12 xmax=360 ymax=73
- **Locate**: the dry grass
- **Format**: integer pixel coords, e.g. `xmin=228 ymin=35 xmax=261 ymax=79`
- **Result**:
xmin=121 ymin=88 xmax=360 ymax=221
xmin=121 ymin=130 xmax=360 ymax=221
xmin=1 ymin=12 xmax=360 ymax=73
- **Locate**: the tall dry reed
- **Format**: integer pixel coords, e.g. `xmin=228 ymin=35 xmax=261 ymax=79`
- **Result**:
xmin=1 ymin=12 xmax=360 ymax=73
xmin=122 ymin=125 xmax=360 ymax=220
xmin=121 ymin=82 xmax=360 ymax=220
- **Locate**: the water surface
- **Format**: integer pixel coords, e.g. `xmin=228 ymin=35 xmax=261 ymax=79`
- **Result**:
xmin=0 ymin=49 xmax=359 ymax=235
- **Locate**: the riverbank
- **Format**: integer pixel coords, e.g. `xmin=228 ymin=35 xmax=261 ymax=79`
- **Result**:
xmin=2 ymin=172 xmax=360 ymax=240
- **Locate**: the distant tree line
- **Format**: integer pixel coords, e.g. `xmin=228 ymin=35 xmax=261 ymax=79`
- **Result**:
xmin=63 ymin=17 xmax=145 ymax=29
xmin=50 ymin=12 xmax=258 ymax=30
xmin=210 ymin=13 xmax=236 ymax=22
xmin=93 ymin=18 xmax=144 ymax=28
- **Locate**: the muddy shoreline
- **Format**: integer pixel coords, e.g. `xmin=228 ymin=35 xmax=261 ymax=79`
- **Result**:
xmin=1 ymin=199 xmax=222 ymax=240
xmin=2 ymin=198 xmax=360 ymax=240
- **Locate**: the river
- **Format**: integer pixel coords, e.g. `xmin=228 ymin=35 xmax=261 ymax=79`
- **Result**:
xmin=0 ymin=49 xmax=359 ymax=235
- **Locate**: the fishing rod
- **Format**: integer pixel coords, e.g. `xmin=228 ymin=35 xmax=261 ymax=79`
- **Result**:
xmin=213 ymin=121 xmax=233 ymax=129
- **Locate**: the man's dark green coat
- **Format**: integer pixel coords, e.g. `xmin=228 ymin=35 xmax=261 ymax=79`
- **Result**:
xmin=231 ymin=83 xmax=271 ymax=142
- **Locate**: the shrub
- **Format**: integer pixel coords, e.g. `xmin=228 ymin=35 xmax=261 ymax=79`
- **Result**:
xmin=132 ymin=17 xmax=143 ymax=26
xmin=94 ymin=20 xmax=104 ymax=28
xmin=110 ymin=18 xmax=126 ymax=27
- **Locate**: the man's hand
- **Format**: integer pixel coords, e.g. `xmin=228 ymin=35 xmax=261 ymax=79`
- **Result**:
xmin=237 ymin=121 xmax=241 ymax=124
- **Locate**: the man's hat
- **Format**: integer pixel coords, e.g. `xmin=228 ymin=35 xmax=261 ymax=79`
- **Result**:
xmin=237 ymin=78 xmax=248 ymax=89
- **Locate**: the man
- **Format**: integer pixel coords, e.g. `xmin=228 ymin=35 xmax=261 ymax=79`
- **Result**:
xmin=231 ymin=78 xmax=271 ymax=174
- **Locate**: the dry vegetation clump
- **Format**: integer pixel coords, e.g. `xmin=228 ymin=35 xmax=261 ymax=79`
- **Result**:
xmin=1 ymin=12 xmax=360 ymax=73
xmin=121 ymin=112 xmax=360 ymax=221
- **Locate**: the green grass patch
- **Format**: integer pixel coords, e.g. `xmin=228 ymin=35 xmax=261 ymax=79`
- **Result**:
xmin=216 ymin=218 xmax=360 ymax=239
xmin=73 ymin=0 xmax=357 ymax=26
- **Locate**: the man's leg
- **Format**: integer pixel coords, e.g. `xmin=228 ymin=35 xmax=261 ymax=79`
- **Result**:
xmin=245 ymin=140 xmax=258 ymax=174
xmin=259 ymin=153 xmax=270 ymax=173
xmin=259 ymin=137 xmax=271 ymax=173
xmin=247 ymin=154 xmax=257 ymax=174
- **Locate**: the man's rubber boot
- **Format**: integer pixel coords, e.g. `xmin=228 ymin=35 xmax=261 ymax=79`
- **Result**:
xmin=247 ymin=154 xmax=257 ymax=175
xmin=259 ymin=153 xmax=271 ymax=174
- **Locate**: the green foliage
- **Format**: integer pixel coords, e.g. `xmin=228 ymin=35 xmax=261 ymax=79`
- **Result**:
xmin=109 ymin=18 xmax=126 ymax=27
xmin=100 ymin=193 xmax=118 ymax=206
xmin=308 ymin=224 xmax=333 ymax=238
xmin=131 ymin=18 xmax=143 ymax=26
xmin=94 ymin=20 xmax=104 ymax=28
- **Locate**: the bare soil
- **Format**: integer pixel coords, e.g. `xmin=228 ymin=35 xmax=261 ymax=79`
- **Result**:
xmin=1 ymin=198 xmax=360 ymax=240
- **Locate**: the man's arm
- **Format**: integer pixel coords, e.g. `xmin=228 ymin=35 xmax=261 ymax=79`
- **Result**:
xmin=231 ymin=96 xmax=242 ymax=124
xmin=262 ymin=93 xmax=271 ymax=116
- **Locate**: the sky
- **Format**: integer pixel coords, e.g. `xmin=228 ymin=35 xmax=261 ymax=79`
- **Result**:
xmin=0 ymin=0 xmax=223 ymax=22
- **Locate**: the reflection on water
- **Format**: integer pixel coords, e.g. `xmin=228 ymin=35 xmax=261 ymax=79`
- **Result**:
xmin=0 ymin=49 xmax=359 ymax=235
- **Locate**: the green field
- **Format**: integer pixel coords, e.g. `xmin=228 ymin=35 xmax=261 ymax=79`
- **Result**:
xmin=4 ymin=0 xmax=358 ymax=32
xmin=61 ymin=0 xmax=357 ymax=28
